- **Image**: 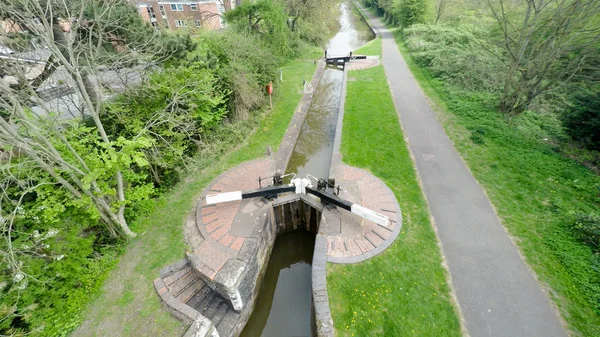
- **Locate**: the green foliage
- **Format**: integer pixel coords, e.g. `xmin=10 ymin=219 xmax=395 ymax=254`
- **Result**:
xmin=361 ymin=0 xmax=433 ymax=26
xmin=396 ymin=34 xmax=600 ymax=336
xmin=404 ymin=24 xmax=503 ymax=92
xmin=397 ymin=0 xmax=427 ymax=26
xmin=573 ymin=213 xmax=600 ymax=250
xmin=191 ymin=31 xmax=279 ymax=120
xmin=329 ymin=61 xmax=461 ymax=336
xmin=562 ymin=87 xmax=600 ymax=151
xmin=225 ymin=0 xmax=298 ymax=58
xmin=0 ymin=217 xmax=121 ymax=337
xmin=285 ymin=0 xmax=341 ymax=47
xmin=103 ymin=63 xmax=227 ymax=188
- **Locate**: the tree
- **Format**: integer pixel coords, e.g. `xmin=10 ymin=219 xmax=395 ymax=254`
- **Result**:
xmin=397 ymin=0 xmax=428 ymax=27
xmin=435 ymin=0 xmax=450 ymax=23
xmin=486 ymin=0 xmax=600 ymax=116
xmin=0 ymin=0 xmax=193 ymax=238
xmin=562 ymin=86 xmax=600 ymax=151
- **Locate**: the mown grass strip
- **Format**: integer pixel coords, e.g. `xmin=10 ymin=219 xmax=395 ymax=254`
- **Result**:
xmin=353 ymin=36 xmax=381 ymax=56
xmin=326 ymin=43 xmax=461 ymax=336
xmin=392 ymin=30 xmax=600 ymax=337
xmin=71 ymin=48 xmax=321 ymax=337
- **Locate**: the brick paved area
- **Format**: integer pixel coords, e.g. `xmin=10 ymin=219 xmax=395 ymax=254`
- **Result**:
xmin=189 ymin=158 xmax=275 ymax=280
xmin=325 ymin=164 xmax=401 ymax=263
xmin=346 ymin=58 xmax=380 ymax=71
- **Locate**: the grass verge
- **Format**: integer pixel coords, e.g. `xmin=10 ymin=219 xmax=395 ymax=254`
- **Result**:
xmin=70 ymin=47 xmax=321 ymax=337
xmin=326 ymin=58 xmax=462 ymax=335
xmin=392 ymin=29 xmax=600 ymax=337
xmin=353 ymin=37 xmax=381 ymax=56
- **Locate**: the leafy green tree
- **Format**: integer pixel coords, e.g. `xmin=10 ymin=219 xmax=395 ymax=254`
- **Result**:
xmin=562 ymin=87 xmax=600 ymax=151
xmin=225 ymin=0 xmax=295 ymax=57
xmin=397 ymin=0 xmax=428 ymax=27
xmin=0 ymin=0 xmax=193 ymax=238
xmin=103 ymin=63 xmax=227 ymax=186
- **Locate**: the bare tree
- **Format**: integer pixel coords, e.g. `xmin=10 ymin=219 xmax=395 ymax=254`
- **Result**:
xmin=0 ymin=0 xmax=190 ymax=237
xmin=486 ymin=0 xmax=600 ymax=116
xmin=435 ymin=0 xmax=450 ymax=23
xmin=285 ymin=0 xmax=331 ymax=32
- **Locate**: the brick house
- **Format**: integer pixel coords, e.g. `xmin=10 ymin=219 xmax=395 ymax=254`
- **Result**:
xmin=134 ymin=1 xmax=239 ymax=31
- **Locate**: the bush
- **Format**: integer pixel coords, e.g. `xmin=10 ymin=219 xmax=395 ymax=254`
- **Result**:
xmin=397 ymin=0 xmax=427 ymax=27
xmin=562 ymin=87 xmax=600 ymax=151
xmin=191 ymin=31 xmax=279 ymax=120
xmin=404 ymin=24 xmax=504 ymax=92
xmin=573 ymin=213 xmax=600 ymax=250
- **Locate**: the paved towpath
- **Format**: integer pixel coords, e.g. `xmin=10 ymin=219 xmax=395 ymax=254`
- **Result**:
xmin=357 ymin=5 xmax=568 ymax=337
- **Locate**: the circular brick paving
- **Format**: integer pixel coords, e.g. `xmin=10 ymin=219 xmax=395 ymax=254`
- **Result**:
xmin=326 ymin=164 xmax=402 ymax=264
xmin=188 ymin=158 xmax=275 ymax=279
xmin=188 ymin=158 xmax=400 ymax=272
xmin=346 ymin=58 xmax=380 ymax=71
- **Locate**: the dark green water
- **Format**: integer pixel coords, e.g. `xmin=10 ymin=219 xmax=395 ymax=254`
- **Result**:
xmin=240 ymin=231 xmax=315 ymax=337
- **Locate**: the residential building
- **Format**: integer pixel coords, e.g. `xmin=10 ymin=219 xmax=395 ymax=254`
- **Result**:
xmin=134 ymin=1 xmax=238 ymax=31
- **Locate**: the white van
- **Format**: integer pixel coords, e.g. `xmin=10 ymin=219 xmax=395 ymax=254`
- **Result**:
xmin=0 ymin=45 xmax=14 ymax=54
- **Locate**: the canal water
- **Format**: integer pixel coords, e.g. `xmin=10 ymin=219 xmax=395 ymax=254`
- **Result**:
xmin=241 ymin=3 xmax=374 ymax=337
xmin=240 ymin=231 xmax=315 ymax=337
xmin=285 ymin=2 xmax=375 ymax=181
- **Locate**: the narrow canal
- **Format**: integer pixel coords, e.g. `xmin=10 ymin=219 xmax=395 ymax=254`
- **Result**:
xmin=285 ymin=2 xmax=375 ymax=181
xmin=240 ymin=3 xmax=374 ymax=336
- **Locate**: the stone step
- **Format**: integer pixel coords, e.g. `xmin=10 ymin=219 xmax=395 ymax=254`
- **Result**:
xmin=195 ymin=290 xmax=216 ymax=313
xmin=186 ymin=284 xmax=212 ymax=309
xmin=217 ymin=310 xmax=241 ymax=337
xmin=203 ymin=297 xmax=223 ymax=319
xmin=176 ymin=275 xmax=203 ymax=303
xmin=172 ymin=271 xmax=200 ymax=298
xmin=211 ymin=303 xmax=229 ymax=326
xmin=163 ymin=266 xmax=192 ymax=287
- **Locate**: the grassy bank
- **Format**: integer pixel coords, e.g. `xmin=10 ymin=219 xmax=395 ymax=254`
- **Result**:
xmin=391 ymin=29 xmax=600 ymax=337
xmin=326 ymin=40 xmax=462 ymax=336
xmin=70 ymin=47 xmax=321 ymax=337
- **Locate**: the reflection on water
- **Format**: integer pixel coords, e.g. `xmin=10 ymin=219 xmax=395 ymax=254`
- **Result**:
xmin=327 ymin=2 xmax=375 ymax=57
xmin=240 ymin=231 xmax=315 ymax=337
xmin=285 ymin=67 xmax=344 ymax=180
xmin=286 ymin=2 xmax=375 ymax=181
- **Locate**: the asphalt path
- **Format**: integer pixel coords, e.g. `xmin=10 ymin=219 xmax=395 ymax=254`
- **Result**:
xmin=356 ymin=5 xmax=568 ymax=337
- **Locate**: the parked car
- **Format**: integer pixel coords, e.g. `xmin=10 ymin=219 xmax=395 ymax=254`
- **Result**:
xmin=0 ymin=45 xmax=14 ymax=54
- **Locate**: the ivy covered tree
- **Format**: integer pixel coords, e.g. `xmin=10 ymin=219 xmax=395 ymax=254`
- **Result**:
xmin=0 ymin=0 xmax=195 ymax=239
xmin=562 ymin=87 xmax=600 ymax=151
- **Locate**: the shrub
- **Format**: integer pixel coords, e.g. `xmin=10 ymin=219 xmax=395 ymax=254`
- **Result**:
xmin=561 ymin=87 xmax=600 ymax=151
xmin=572 ymin=213 xmax=600 ymax=250
xmin=192 ymin=31 xmax=279 ymax=120
xmin=404 ymin=24 xmax=504 ymax=92
xmin=397 ymin=0 xmax=427 ymax=27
